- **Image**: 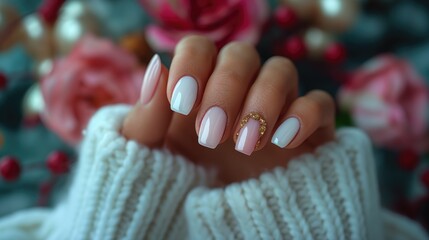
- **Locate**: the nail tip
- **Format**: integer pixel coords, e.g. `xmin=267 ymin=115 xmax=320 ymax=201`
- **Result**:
xmin=198 ymin=141 xmax=217 ymax=149
xmin=150 ymin=53 xmax=160 ymax=63
xmin=173 ymin=108 xmax=190 ymax=115
xmin=271 ymin=138 xmax=284 ymax=148
xmin=235 ymin=147 xmax=252 ymax=156
xmin=272 ymin=142 xmax=285 ymax=149
xmin=241 ymin=151 xmax=252 ymax=156
xmin=170 ymin=105 xmax=188 ymax=115
xmin=172 ymin=106 xmax=192 ymax=115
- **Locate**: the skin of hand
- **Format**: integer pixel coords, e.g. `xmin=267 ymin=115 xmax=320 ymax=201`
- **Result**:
xmin=121 ymin=36 xmax=335 ymax=185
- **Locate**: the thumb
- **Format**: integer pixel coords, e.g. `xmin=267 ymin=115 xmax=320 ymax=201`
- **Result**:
xmin=122 ymin=55 xmax=172 ymax=148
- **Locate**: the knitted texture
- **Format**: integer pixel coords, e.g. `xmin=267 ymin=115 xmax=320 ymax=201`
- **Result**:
xmin=0 ymin=105 xmax=427 ymax=240
xmin=185 ymin=128 xmax=382 ymax=240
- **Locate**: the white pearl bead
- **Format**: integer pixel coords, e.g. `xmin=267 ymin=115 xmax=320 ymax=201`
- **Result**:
xmin=316 ymin=0 xmax=359 ymax=33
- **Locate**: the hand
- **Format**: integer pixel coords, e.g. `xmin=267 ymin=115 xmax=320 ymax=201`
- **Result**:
xmin=121 ymin=36 xmax=335 ymax=185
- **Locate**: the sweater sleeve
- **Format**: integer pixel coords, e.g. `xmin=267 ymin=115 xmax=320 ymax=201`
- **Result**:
xmin=183 ymin=129 xmax=428 ymax=240
xmin=0 ymin=105 xmax=427 ymax=240
xmin=0 ymin=105 xmax=207 ymax=240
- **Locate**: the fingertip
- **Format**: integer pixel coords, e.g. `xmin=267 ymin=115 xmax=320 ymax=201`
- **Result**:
xmin=271 ymin=90 xmax=336 ymax=149
xmin=168 ymin=36 xmax=217 ymax=115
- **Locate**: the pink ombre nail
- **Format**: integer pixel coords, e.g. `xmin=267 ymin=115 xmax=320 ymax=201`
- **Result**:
xmin=140 ymin=54 xmax=161 ymax=104
xmin=235 ymin=119 xmax=260 ymax=156
xmin=198 ymin=107 xmax=227 ymax=149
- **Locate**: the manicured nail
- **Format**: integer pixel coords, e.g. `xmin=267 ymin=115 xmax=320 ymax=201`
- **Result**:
xmin=140 ymin=54 xmax=161 ymax=105
xmin=235 ymin=119 xmax=260 ymax=156
xmin=271 ymin=117 xmax=300 ymax=148
xmin=198 ymin=107 xmax=227 ymax=149
xmin=170 ymin=76 xmax=198 ymax=115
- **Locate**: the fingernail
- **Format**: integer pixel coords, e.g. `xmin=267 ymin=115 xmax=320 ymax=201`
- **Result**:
xmin=170 ymin=76 xmax=198 ymax=115
xmin=198 ymin=107 xmax=227 ymax=149
xmin=235 ymin=119 xmax=260 ymax=156
xmin=140 ymin=54 xmax=161 ymax=105
xmin=271 ymin=117 xmax=300 ymax=148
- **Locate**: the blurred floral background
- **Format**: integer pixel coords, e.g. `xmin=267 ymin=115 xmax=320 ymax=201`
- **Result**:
xmin=0 ymin=0 xmax=428 ymax=231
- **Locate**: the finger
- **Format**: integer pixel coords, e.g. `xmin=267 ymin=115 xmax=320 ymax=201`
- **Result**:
xmin=167 ymin=35 xmax=217 ymax=115
xmin=122 ymin=55 xmax=172 ymax=148
xmin=271 ymin=90 xmax=335 ymax=149
xmin=195 ymin=42 xmax=260 ymax=149
xmin=233 ymin=57 xmax=298 ymax=155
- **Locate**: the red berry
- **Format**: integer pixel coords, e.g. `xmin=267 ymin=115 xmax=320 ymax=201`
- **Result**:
xmin=0 ymin=72 xmax=7 ymax=90
xmin=324 ymin=42 xmax=347 ymax=64
xmin=283 ymin=36 xmax=307 ymax=60
xmin=421 ymin=170 xmax=429 ymax=189
xmin=398 ymin=149 xmax=420 ymax=171
xmin=38 ymin=0 xmax=66 ymax=25
xmin=46 ymin=151 xmax=70 ymax=174
xmin=274 ymin=6 xmax=298 ymax=29
xmin=0 ymin=156 xmax=21 ymax=181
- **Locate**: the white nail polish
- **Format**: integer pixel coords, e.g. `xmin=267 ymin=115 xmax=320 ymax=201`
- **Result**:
xmin=170 ymin=76 xmax=198 ymax=115
xmin=271 ymin=117 xmax=300 ymax=148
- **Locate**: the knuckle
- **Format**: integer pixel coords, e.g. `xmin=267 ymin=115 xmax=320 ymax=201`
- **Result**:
xmin=175 ymin=35 xmax=216 ymax=56
xmin=221 ymin=42 xmax=260 ymax=65
xmin=298 ymin=96 xmax=324 ymax=117
xmin=216 ymin=69 xmax=244 ymax=87
xmin=223 ymin=41 xmax=253 ymax=52
xmin=266 ymin=56 xmax=295 ymax=70
xmin=311 ymin=90 xmax=336 ymax=112
xmin=260 ymin=57 xmax=298 ymax=98
xmin=266 ymin=56 xmax=298 ymax=81
xmin=264 ymin=80 xmax=287 ymax=100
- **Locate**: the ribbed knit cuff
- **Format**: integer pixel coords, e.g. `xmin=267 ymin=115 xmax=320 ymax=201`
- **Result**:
xmin=63 ymin=105 xmax=207 ymax=240
xmin=184 ymin=129 xmax=384 ymax=240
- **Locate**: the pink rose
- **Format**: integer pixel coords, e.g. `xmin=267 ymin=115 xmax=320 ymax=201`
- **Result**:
xmin=140 ymin=0 xmax=269 ymax=52
xmin=41 ymin=35 xmax=144 ymax=145
xmin=338 ymin=55 xmax=429 ymax=151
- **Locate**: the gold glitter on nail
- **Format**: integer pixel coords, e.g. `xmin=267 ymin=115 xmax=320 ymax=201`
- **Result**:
xmin=235 ymin=112 xmax=267 ymax=149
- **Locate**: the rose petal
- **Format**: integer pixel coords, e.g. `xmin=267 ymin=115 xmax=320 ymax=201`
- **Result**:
xmin=339 ymin=55 xmax=429 ymax=152
xmin=40 ymin=36 xmax=144 ymax=145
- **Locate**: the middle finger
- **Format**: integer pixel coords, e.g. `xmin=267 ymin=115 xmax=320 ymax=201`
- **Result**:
xmin=196 ymin=42 xmax=260 ymax=149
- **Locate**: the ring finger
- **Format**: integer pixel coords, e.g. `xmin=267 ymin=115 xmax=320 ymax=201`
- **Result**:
xmin=234 ymin=57 xmax=298 ymax=155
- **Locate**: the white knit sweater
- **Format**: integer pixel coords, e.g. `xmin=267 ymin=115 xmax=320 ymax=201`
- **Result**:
xmin=0 ymin=105 xmax=427 ymax=240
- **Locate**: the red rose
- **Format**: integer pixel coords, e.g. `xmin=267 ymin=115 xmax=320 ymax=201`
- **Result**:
xmin=338 ymin=55 xmax=429 ymax=151
xmin=140 ymin=0 xmax=269 ymax=52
